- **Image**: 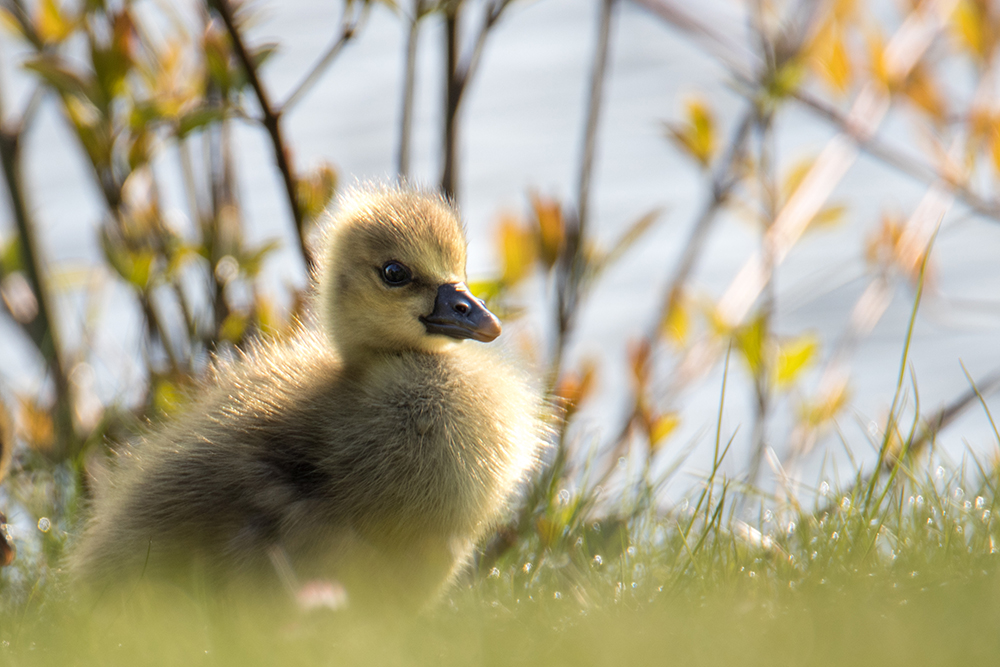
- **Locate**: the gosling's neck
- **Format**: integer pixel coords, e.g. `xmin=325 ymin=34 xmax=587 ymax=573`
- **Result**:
xmin=334 ymin=337 xmax=464 ymax=379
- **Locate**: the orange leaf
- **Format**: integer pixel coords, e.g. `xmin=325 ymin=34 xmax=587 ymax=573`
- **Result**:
xmin=776 ymin=334 xmax=819 ymax=388
xmin=627 ymin=339 xmax=652 ymax=391
xmin=649 ymin=412 xmax=681 ymax=451
xmin=661 ymin=291 xmax=690 ymax=346
xmin=36 ymin=0 xmax=77 ymax=44
xmin=991 ymin=122 xmax=1000 ymax=174
xmin=800 ymin=378 xmax=850 ymax=428
xmin=554 ymin=361 xmax=597 ymax=418
xmin=809 ymin=21 xmax=852 ymax=94
xmin=497 ymin=215 xmax=537 ymax=286
xmin=735 ymin=313 xmax=767 ymax=377
xmin=531 ymin=194 xmax=564 ymax=269
xmin=17 ymin=396 xmax=54 ymax=452
xmin=664 ymin=98 xmax=716 ymax=167
xmin=951 ymin=0 xmax=987 ymax=60
xmin=901 ymin=64 xmax=947 ymax=123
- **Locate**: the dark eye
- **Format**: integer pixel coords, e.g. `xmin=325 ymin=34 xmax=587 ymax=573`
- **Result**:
xmin=381 ymin=261 xmax=412 ymax=286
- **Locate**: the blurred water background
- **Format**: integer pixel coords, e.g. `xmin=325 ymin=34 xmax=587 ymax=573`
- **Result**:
xmin=2 ymin=0 xmax=1000 ymax=499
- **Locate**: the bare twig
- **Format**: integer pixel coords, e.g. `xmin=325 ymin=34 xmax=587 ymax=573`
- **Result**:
xmin=651 ymin=108 xmax=753 ymax=339
xmin=398 ymin=0 xmax=430 ymax=178
xmin=440 ymin=4 xmax=461 ymax=199
xmin=792 ymin=90 xmax=1000 ymax=221
xmin=211 ymin=0 xmax=310 ymax=269
xmin=746 ymin=108 xmax=777 ymax=486
xmin=0 ymin=86 xmax=74 ymax=453
xmin=280 ymin=4 xmax=367 ymax=113
xmin=576 ymin=0 xmax=615 ymax=249
xmin=550 ymin=0 xmax=617 ymax=378
xmin=440 ymin=0 xmax=516 ymax=199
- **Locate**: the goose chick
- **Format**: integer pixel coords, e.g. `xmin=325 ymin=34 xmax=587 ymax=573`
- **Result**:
xmin=72 ymin=186 xmax=544 ymax=608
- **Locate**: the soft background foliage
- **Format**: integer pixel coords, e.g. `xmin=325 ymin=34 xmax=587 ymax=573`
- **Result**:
xmin=2 ymin=0 xmax=1000 ymax=662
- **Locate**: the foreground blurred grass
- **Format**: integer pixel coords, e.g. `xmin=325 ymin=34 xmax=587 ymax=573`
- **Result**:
xmin=5 ymin=452 xmax=1000 ymax=665
xmin=0 ymin=478 xmax=1000 ymax=667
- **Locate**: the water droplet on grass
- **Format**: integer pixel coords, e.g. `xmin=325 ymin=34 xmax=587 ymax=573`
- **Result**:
xmin=488 ymin=567 xmax=500 ymax=579
xmin=553 ymin=591 xmax=562 ymax=600
xmin=592 ymin=555 xmax=603 ymax=566
xmin=976 ymin=496 xmax=986 ymax=509
xmin=37 ymin=518 xmax=50 ymax=533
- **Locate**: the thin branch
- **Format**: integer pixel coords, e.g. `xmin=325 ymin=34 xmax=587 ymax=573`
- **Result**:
xmin=211 ymin=0 xmax=310 ymax=270
xmin=279 ymin=4 xmax=367 ymax=113
xmin=633 ymin=0 xmax=1000 ymax=226
xmin=550 ymin=0 xmax=617 ymax=376
xmin=440 ymin=0 xmax=515 ymax=199
xmin=0 ymin=89 xmax=74 ymax=454
xmin=440 ymin=5 xmax=461 ymax=199
xmin=398 ymin=0 xmax=430 ymax=178
xmin=651 ymin=107 xmax=754 ymax=339
xmin=746 ymin=108 xmax=778 ymax=487
xmin=453 ymin=0 xmax=514 ymax=100
xmin=576 ymin=0 xmax=615 ymax=247
xmin=793 ymin=90 xmax=1000 ymax=221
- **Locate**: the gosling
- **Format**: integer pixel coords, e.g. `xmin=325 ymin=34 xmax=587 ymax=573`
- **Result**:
xmin=72 ymin=185 xmax=544 ymax=608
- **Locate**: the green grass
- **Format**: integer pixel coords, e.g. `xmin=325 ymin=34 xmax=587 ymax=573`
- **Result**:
xmin=3 ymin=456 xmax=1000 ymax=666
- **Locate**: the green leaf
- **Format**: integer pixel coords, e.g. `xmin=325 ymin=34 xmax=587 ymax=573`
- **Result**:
xmin=100 ymin=228 xmax=155 ymax=289
xmin=735 ymin=313 xmax=766 ymax=377
xmin=238 ymin=239 xmax=282 ymax=278
xmin=36 ymin=0 xmax=79 ymax=44
xmin=0 ymin=236 xmax=23 ymax=274
xmin=250 ymin=42 xmax=279 ymax=69
xmin=23 ymin=55 xmax=95 ymax=102
xmin=498 ymin=215 xmax=537 ymax=286
xmin=177 ymin=107 xmax=225 ymax=138
xmin=664 ymin=98 xmax=716 ymax=167
xmin=598 ymin=208 xmax=662 ymax=272
xmin=777 ymin=334 xmax=819 ymax=388
xmin=220 ymin=311 xmax=249 ymax=344
xmin=297 ymin=163 xmax=338 ymax=221
xmin=468 ymin=279 xmax=503 ymax=304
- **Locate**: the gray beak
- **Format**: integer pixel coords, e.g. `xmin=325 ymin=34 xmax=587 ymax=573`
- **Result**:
xmin=420 ymin=283 xmax=501 ymax=342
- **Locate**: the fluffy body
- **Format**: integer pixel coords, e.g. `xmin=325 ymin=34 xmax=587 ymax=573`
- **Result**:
xmin=72 ymin=187 xmax=543 ymax=607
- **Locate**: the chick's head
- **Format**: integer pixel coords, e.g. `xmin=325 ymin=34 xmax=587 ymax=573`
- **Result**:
xmin=316 ymin=187 xmax=501 ymax=361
